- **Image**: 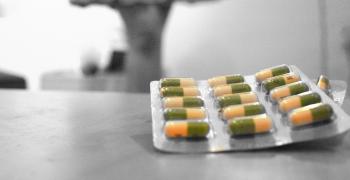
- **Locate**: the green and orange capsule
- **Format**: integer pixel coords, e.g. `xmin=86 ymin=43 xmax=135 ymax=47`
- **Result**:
xmin=213 ymin=83 xmax=251 ymax=97
xmin=208 ymin=74 xmax=244 ymax=87
xmin=160 ymin=87 xmax=200 ymax=97
xmin=270 ymin=82 xmax=309 ymax=102
xmin=288 ymin=103 xmax=333 ymax=127
xmin=279 ymin=92 xmax=322 ymax=113
xmin=255 ymin=64 xmax=290 ymax=83
xmin=160 ymin=78 xmax=196 ymax=88
xmin=221 ymin=102 xmax=265 ymax=120
xmin=163 ymin=97 xmax=204 ymax=108
xmin=316 ymin=75 xmax=331 ymax=93
xmin=228 ymin=114 xmax=273 ymax=136
xmin=165 ymin=121 xmax=210 ymax=138
xmin=216 ymin=92 xmax=258 ymax=108
xmin=164 ymin=108 xmax=206 ymax=121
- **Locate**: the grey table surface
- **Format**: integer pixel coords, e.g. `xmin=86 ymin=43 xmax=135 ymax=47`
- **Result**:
xmin=1 ymin=90 xmax=350 ymax=180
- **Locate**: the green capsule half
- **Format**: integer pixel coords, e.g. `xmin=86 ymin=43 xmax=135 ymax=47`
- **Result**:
xmin=226 ymin=75 xmax=245 ymax=84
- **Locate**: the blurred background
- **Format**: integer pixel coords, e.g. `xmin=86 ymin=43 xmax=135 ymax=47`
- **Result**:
xmin=0 ymin=0 xmax=350 ymax=92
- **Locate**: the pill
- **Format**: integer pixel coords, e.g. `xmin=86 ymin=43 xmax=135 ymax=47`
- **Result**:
xmin=164 ymin=108 xmax=206 ymax=120
xmin=221 ymin=102 xmax=265 ymax=120
xmin=165 ymin=121 xmax=210 ymax=138
xmin=163 ymin=97 xmax=204 ymax=108
xmin=262 ymin=73 xmax=301 ymax=92
xmin=217 ymin=92 xmax=258 ymax=108
xmin=160 ymin=87 xmax=200 ymax=97
xmin=270 ymin=82 xmax=309 ymax=101
xmin=279 ymin=92 xmax=322 ymax=113
xmin=208 ymin=74 xmax=244 ymax=87
xmin=255 ymin=64 xmax=290 ymax=82
xmin=213 ymin=83 xmax=251 ymax=97
xmin=160 ymin=78 xmax=196 ymax=87
xmin=316 ymin=75 xmax=331 ymax=92
xmin=288 ymin=103 xmax=333 ymax=127
xmin=228 ymin=114 xmax=272 ymax=136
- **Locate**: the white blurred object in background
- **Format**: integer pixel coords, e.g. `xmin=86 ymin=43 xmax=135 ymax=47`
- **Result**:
xmin=0 ymin=0 xmax=126 ymax=90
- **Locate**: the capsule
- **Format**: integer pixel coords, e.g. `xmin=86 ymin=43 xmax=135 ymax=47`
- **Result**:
xmin=164 ymin=108 xmax=206 ymax=120
xmin=228 ymin=114 xmax=272 ymax=136
xmin=160 ymin=78 xmax=196 ymax=88
xmin=255 ymin=64 xmax=290 ymax=82
xmin=217 ymin=92 xmax=258 ymax=108
xmin=316 ymin=75 xmax=331 ymax=92
xmin=213 ymin=83 xmax=251 ymax=97
xmin=288 ymin=103 xmax=333 ymax=127
xmin=270 ymin=82 xmax=309 ymax=102
xmin=163 ymin=97 xmax=204 ymax=108
xmin=208 ymin=74 xmax=244 ymax=87
xmin=165 ymin=121 xmax=210 ymax=138
xmin=221 ymin=102 xmax=265 ymax=120
xmin=262 ymin=73 xmax=301 ymax=92
xmin=160 ymin=87 xmax=200 ymax=97
xmin=279 ymin=92 xmax=322 ymax=113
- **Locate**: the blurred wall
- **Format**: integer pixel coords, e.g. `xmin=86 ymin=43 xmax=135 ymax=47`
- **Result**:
xmin=326 ymin=0 xmax=350 ymax=81
xmin=164 ymin=0 xmax=323 ymax=79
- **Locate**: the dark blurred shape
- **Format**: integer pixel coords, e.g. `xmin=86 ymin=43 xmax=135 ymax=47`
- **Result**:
xmin=81 ymin=61 xmax=99 ymax=76
xmin=0 ymin=71 xmax=26 ymax=89
xmin=70 ymin=0 xmax=116 ymax=7
xmin=0 ymin=2 xmax=3 ymax=17
xmin=80 ymin=47 xmax=101 ymax=76
xmin=42 ymin=70 xmax=126 ymax=91
xmin=105 ymin=51 xmax=125 ymax=72
xmin=343 ymin=27 xmax=350 ymax=56
xmin=342 ymin=27 xmax=350 ymax=97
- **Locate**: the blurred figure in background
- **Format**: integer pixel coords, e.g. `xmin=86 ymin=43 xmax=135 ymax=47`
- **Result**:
xmin=342 ymin=26 xmax=350 ymax=93
xmin=0 ymin=2 xmax=3 ymax=17
xmin=71 ymin=0 xmax=213 ymax=93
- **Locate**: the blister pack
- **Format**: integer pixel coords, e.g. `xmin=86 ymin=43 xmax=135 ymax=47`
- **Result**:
xmin=150 ymin=65 xmax=350 ymax=153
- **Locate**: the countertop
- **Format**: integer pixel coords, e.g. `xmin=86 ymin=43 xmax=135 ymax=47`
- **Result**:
xmin=0 ymin=90 xmax=350 ymax=179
